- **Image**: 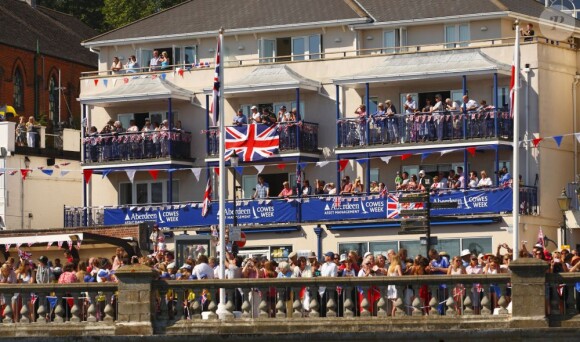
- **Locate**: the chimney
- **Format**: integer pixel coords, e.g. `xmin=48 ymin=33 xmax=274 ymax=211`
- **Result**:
xmin=24 ymin=0 xmax=36 ymax=8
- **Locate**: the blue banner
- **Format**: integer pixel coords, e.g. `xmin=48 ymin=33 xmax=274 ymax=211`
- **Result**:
xmin=301 ymin=196 xmax=387 ymax=222
xmin=103 ymin=199 xmax=298 ymax=228
xmin=430 ymin=188 xmax=512 ymax=217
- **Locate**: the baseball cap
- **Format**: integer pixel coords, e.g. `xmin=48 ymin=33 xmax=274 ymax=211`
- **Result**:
xmin=281 ymin=105 xmax=286 ymax=109
xmin=419 ymin=170 xmax=425 ymax=175
xmin=324 ymin=251 xmax=334 ymax=258
xmin=339 ymin=254 xmax=348 ymax=262
xmin=251 ymin=105 xmax=258 ymax=110
xmin=288 ymin=251 xmax=297 ymax=259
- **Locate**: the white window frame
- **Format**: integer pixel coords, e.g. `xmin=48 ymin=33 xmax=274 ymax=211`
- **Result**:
xmin=119 ymin=179 xmax=179 ymax=205
xmin=291 ymin=34 xmax=322 ymax=61
xmin=242 ymin=175 xmax=257 ymax=199
xmin=139 ymin=48 xmax=153 ymax=70
xmin=445 ymin=23 xmax=470 ymax=48
xmin=383 ymin=29 xmax=406 ymax=53
xmin=259 ymin=38 xmax=276 ymax=63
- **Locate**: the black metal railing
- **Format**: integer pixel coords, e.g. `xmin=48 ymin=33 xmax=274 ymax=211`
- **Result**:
xmin=337 ymin=111 xmax=512 ymax=147
xmin=207 ymin=122 xmax=319 ymax=157
xmin=83 ymin=130 xmax=191 ymax=164
xmin=519 ymin=186 xmax=538 ymax=215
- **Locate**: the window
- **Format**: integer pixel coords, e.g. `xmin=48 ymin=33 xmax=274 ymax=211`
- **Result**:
xmin=338 ymin=242 xmax=368 ymax=258
xmin=140 ymin=49 xmax=153 ymax=69
xmin=496 ymin=86 xmax=510 ymax=110
xmin=184 ymin=46 xmax=197 ymax=65
xmin=369 ymin=241 xmax=397 ymax=256
xmin=13 ymin=68 xmax=23 ymax=109
xmin=242 ymin=175 xmax=257 ymax=199
xmin=119 ymin=180 xmax=179 ymax=205
xmin=259 ymin=39 xmax=276 ymax=63
xmin=462 ymin=238 xmax=492 ymax=256
xmin=291 ymin=34 xmax=322 ymax=61
xmin=383 ymin=29 xmax=406 ymax=53
xmin=363 ymin=96 xmax=379 ymax=116
xmin=445 ymin=23 xmax=469 ymax=48
xmin=370 ymin=168 xmax=379 ymax=183
xmin=48 ymin=75 xmax=59 ymax=122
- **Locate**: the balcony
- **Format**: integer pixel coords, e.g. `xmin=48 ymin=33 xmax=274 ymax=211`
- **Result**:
xmin=337 ymin=111 xmax=512 ymax=148
xmin=206 ymin=122 xmax=319 ymax=157
xmin=83 ymin=130 xmax=192 ymax=164
xmin=65 ymin=186 xmax=537 ymax=228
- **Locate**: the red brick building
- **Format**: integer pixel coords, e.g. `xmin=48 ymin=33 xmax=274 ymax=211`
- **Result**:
xmin=0 ymin=0 xmax=97 ymax=126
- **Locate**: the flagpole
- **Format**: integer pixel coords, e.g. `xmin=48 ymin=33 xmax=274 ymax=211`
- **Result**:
xmin=216 ymin=27 xmax=228 ymax=318
xmin=512 ymin=19 xmax=521 ymax=260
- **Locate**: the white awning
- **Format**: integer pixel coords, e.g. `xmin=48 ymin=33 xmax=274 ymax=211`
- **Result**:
xmin=0 ymin=233 xmax=83 ymax=246
xmin=333 ymin=49 xmax=511 ymax=86
xmin=204 ymin=65 xmax=320 ymax=96
xmin=80 ymin=77 xmax=193 ymax=106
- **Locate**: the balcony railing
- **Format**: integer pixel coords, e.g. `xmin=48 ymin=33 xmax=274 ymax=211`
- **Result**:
xmin=207 ymin=122 xmax=319 ymax=157
xmin=337 ymin=111 xmax=512 ymax=148
xmin=83 ymin=130 xmax=191 ymax=164
xmin=64 ymin=186 xmax=537 ymax=228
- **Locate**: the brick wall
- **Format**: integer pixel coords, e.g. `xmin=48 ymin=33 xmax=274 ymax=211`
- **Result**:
xmin=0 ymin=43 xmax=96 ymax=122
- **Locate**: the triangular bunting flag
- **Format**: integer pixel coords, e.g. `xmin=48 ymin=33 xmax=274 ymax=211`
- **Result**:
xmin=93 ymin=79 xmax=98 ymax=86
xmin=356 ymin=159 xmax=367 ymax=166
xmin=41 ymin=169 xmax=53 ymax=176
xmin=440 ymin=149 xmax=456 ymax=156
xmin=83 ymin=169 xmax=93 ymax=184
xmin=103 ymin=79 xmax=108 ymax=87
xmin=126 ymin=170 xmax=136 ymax=183
xmin=316 ymin=161 xmax=329 ymax=168
xmin=66 ymin=297 xmax=74 ymax=309
xmin=123 ymin=77 xmax=129 ymax=84
xmin=47 ymin=297 xmax=58 ymax=310
xmin=234 ymin=166 xmax=244 ymax=175
xmin=161 ymin=73 xmax=166 ymax=80
xmin=68 ymin=240 xmax=73 ymax=250
xmin=191 ymin=168 xmax=201 ymax=181
xmin=466 ymin=147 xmax=476 ymax=157
xmin=532 ymin=138 xmax=543 ymax=148
xmin=178 ymin=68 xmax=184 ymax=77
xmin=338 ymin=160 xmax=349 ymax=172
xmin=553 ymin=135 xmax=563 ymax=147
xmin=60 ymin=170 xmax=70 ymax=177
xmin=380 ymin=156 xmax=392 ymax=165
xmin=148 ymin=170 xmax=159 ymax=180
xmin=401 ymin=154 xmax=412 ymax=161
xmin=214 ymin=167 xmax=220 ymax=176
xmin=21 ymin=169 xmax=30 ymax=180
xmin=421 ymin=152 xmax=431 ymax=161
xmin=47 ymin=241 xmax=53 ymax=249
xmin=576 ymin=133 xmax=580 ymax=144
xmin=298 ymin=162 xmax=308 ymax=170
xmin=254 ymin=165 xmax=265 ymax=174
xmin=277 ymin=163 xmax=286 ymax=170
xmin=4 ymin=244 xmax=10 ymax=251
xmin=77 ymin=240 xmax=82 ymax=250
xmin=102 ymin=169 xmax=112 ymax=179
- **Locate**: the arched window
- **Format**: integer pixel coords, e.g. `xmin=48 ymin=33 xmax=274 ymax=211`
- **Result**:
xmin=49 ymin=75 xmax=59 ymax=122
xmin=13 ymin=68 xmax=23 ymax=109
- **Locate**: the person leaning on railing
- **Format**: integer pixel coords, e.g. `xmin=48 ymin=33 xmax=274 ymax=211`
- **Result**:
xmin=232 ymin=109 xmax=247 ymax=126
xmin=125 ymin=55 xmax=140 ymax=73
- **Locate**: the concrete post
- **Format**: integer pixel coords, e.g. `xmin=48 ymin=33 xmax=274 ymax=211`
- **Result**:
xmin=509 ymin=258 xmax=549 ymax=328
xmin=114 ymin=264 xmax=157 ymax=335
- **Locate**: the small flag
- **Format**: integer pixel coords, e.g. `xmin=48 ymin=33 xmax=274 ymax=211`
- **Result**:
xmin=338 ymin=160 xmax=349 ymax=172
xmin=83 ymin=169 xmax=93 ymax=184
xmin=553 ymin=135 xmax=563 ymax=147
xmin=466 ymin=147 xmax=476 ymax=157
xmin=277 ymin=163 xmax=286 ymax=170
xmin=214 ymin=167 xmax=220 ymax=176
xmin=191 ymin=168 xmax=201 ymax=181
xmin=532 ymin=138 xmax=543 ymax=148
xmin=148 ymin=170 xmax=159 ymax=180
xmin=401 ymin=153 xmax=412 ymax=161
xmin=201 ymin=178 xmax=212 ymax=217
xmin=380 ymin=156 xmax=391 ymax=164
xmin=41 ymin=169 xmax=53 ymax=176
xmin=21 ymin=169 xmax=30 ymax=180
xmin=254 ymin=165 xmax=265 ymax=174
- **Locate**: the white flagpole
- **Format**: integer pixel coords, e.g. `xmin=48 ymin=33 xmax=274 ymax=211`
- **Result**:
xmin=217 ymin=27 xmax=228 ymax=317
xmin=512 ymin=20 xmax=521 ymax=259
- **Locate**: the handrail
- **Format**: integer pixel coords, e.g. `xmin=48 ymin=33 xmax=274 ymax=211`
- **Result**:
xmin=80 ymin=34 xmax=576 ymax=78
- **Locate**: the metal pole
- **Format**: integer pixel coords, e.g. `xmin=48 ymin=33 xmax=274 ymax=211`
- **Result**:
xmin=512 ymin=20 xmax=521 ymax=259
xmin=563 ymin=212 xmax=567 ymax=245
xmin=168 ymin=98 xmax=173 ymax=157
xmin=365 ymin=82 xmax=370 ymax=145
xmin=58 ymin=69 xmax=62 ymax=124
xmin=205 ymin=94 xmax=210 ymax=155
xmin=493 ymin=73 xmax=499 ymax=138
xmin=217 ymin=28 xmax=227 ymax=313
xmin=335 ymin=85 xmax=340 ymax=147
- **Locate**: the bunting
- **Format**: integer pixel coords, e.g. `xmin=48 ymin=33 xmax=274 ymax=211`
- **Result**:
xmin=191 ymin=168 xmax=201 ymax=181
xmin=338 ymin=160 xmax=349 ymax=172
xmin=148 ymin=170 xmax=159 ymax=180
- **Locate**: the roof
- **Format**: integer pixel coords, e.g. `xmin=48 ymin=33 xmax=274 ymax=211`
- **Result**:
xmin=84 ymin=0 xmax=368 ymax=45
xmin=204 ymin=65 xmax=320 ymax=96
xmin=333 ymin=49 xmax=511 ymax=85
xmin=0 ymin=0 xmax=97 ymax=67
xmin=79 ymin=76 xmax=193 ymax=106
xmin=356 ymin=0 xmax=580 ymax=24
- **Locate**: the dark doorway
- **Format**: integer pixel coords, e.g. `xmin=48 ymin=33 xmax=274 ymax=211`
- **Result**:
xmin=276 ymin=37 xmax=291 ymax=62
xmin=262 ymin=173 xmax=290 ymax=197
xmin=134 ymin=113 xmax=149 ymax=130
xmin=418 ymin=91 xmax=450 ymax=111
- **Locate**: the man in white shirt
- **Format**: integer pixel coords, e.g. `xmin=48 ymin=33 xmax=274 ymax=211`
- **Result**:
xmin=319 ymin=251 xmax=337 ymax=316
xmin=404 ymin=94 xmax=417 ymax=114
xmin=193 ymin=255 xmax=214 ymax=279
xmin=431 ymin=94 xmax=445 ymax=140
xmin=149 ymin=50 xmax=161 ymax=71
xmin=461 ymin=95 xmax=478 ymax=113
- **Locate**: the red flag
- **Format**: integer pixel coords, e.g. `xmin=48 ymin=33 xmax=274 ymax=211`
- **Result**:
xmin=466 ymin=147 xmax=476 ymax=157
xmin=83 ymin=169 xmax=93 ymax=184
xmin=509 ymin=64 xmax=515 ymax=116
xmin=277 ymin=163 xmax=286 ymax=170
xmin=178 ymin=68 xmax=184 ymax=77
xmin=202 ymin=178 xmax=212 ymax=217
xmin=66 ymin=298 xmax=74 ymax=309
xmin=148 ymin=170 xmax=159 ymax=180
xmin=401 ymin=153 xmax=412 ymax=161
xmin=94 ymin=79 xmax=98 ymax=86
xmin=532 ymin=138 xmax=543 ymax=148
xmin=20 ymin=169 xmax=30 ymax=180
xmin=123 ymin=78 xmax=129 ymax=84
xmin=214 ymin=167 xmax=220 ymax=176
xmin=537 ymin=227 xmax=545 ymax=248
xmin=338 ymin=160 xmax=349 ymax=172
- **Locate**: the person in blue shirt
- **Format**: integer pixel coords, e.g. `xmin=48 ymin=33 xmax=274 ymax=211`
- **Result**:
xmin=427 ymin=248 xmax=450 ymax=314
xmin=232 ymin=109 xmax=247 ymax=126
xmin=498 ymin=166 xmax=512 ymax=186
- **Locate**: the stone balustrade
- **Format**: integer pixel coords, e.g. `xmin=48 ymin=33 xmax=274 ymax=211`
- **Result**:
xmin=0 ymin=259 xmax=578 ymax=338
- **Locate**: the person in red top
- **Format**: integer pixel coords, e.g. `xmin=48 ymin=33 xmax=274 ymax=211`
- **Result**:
xmin=63 ymin=250 xmax=74 ymax=264
xmin=58 ymin=263 xmax=79 ymax=283
xmin=278 ymin=181 xmax=293 ymax=198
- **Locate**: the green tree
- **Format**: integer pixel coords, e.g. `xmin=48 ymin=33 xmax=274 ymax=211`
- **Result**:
xmin=37 ymin=0 xmax=106 ymax=32
xmin=102 ymin=0 xmax=186 ymax=30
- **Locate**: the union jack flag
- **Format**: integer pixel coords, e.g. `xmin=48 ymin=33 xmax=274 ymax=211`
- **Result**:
xmin=202 ymin=178 xmax=212 ymax=217
xmin=387 ymin=194 xmax=399 ymax=219
xmin=210 ymin=36 xmax=221 ymax=126
xmin=225 ymin=124 xmax=279 ymax=162
xmin=333 ymin=196 xmax=341 ymax=208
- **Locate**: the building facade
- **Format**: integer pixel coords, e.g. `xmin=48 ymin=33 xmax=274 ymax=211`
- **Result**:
xmin=76 ymin=0 xmax=580 ymax=258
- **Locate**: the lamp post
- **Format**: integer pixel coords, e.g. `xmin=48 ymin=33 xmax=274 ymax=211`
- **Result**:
xmin=230 ymin=151 xmax=239 ymax=227
xmin=557 ymin=188 xmax=571 ymax=246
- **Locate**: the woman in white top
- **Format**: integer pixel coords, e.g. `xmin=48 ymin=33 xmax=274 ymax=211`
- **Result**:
xmin=387 ymin=255 xmax=403 ymax=316
xmin=478 ymin=170 xmax=493 ymax=188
